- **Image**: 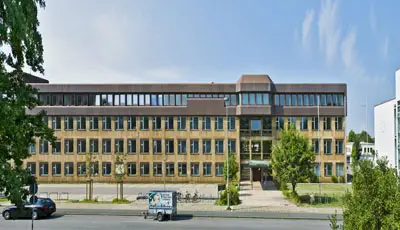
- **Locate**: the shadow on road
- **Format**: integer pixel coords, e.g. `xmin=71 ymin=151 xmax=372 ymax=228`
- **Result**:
xmin=239 ymin=194 xmax=252 ymax=197
xmin=173 ymin=214 xmax=193 ymax=221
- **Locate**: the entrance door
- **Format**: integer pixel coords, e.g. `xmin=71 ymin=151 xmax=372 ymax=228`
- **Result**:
xmin=252 ymin=168 xmax=261 ymax=181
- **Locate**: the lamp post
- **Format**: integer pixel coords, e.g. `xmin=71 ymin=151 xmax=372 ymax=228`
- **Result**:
xmin=317 ymin=95 xmax=322 ymax=195
xmin=163 ymin=157 xmax=167 ymax=190
xmin=224 ymin=96 xmax=231 ymax=211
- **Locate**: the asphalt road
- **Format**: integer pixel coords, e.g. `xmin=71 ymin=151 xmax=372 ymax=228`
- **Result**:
xmin=0 ymin=215 xmax=334 ymax=230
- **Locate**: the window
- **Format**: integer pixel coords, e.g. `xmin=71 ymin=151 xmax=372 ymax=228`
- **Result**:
xmin=128 ymin=139 xmax=136 ymax=154
xmin=215 ymin=140 xmax=224 ymax=154
xmin=77 ymin=162 xmax=86 ymax=176
xmin=336 ymin=163 xmax=344 ymax=177
xmin=29 ymin=143 xmax=36 ymax=154
xmin=140 ymin=116 xmax=149 ymax=130
xmin=291 ymin=94 xmax=297 ymax=106
xmin=64 ymin=116 xmax=74 ymax=130
xmin=324 ymin=163 xmax=332 ymax=177
xmin=90 ymin=139 xmax=99 ymax=153
xmin=39 ymin=139 xmax=48 ymax=154
xmin=115 ymin=116 xmax=124 ymax=130
xmin=300 ymin=117 xmax=308 ymax=130
xmin=203 ymin=163 xmax=212 ymax=176
xmin=52 ymin=141 xmax=61 ymax=154
xmin=178 ymin=163 xmax=187 ymax=176
xmin=228 ymin=116 xmax=235 ymax=130
xmin=102 ymin=139 xmax=111 ymax=153
xmin=140 ymin=163 xmax=150 ymax=176
xmin=203 ymin=140 xmax=212 ymax=154
xmin=262 ymin=93 xmax=269 ymax=105
xmin=190 ymin=117 xmax=199 ymax=130
xmin=228 ymin=140 xmax=236 ymax=153
xmin=145 ymin=94 xmax=151 ymax=106
xmin=120 ymin=94 xmax=126 ymax=106
xmin=127 ymin=116 xmax=136 ymax=130
xmin=27 ymin=162 xmax=36 ymax=176
xmin=309 ymin=95 xmax=314 ymax=106
xmin=151 ymin=94 xmax=157 ymax=106
xmin=276 ymin=117 xmax=284 ymax=130
xmin=140 ymin=139 xmax=149 ymax=153
xmin=327 ymin=94 xmax=333 ymax=106
xmin=89 ymin=94 xmax=99 ymax=106
xmin=191 ymin=163 xmax=200 ymax=176
xmin=153 ymin=163 xmax=162 ymax=176
xmin=248 ymin=93 xmax=255 ymax=105
xmin=153 ymin=139 xmax=162 ymax=154
xmin=262 ymin=117 xmax=272 ymax=130
xmin=314 ymin=164 xmax=320 ymax=177
xmin=152 ymin=116 xmax=162 ymax=130
xmin=39 ymin=163 xmax=49 ymax=176
xmin=115 ymin=139 xmax=124 ymax=153
xmin=190 ymin=140 xmax=199 ymax=154
xmin=51 ymin=94 xmax=63 ymax=105
xmin=242 ymin=93 xmax=249 ymax=105
xmin=51 ymin=116 xmax=61 ymax=130
xmin=202 ymin=116 xmax=211 ymax=130
xmin=43 ymin=116 xmax=49 ymax=127
xmin=77 ymin=139 xmax=86 ymax=153
xmin=157 ymin=94 xmax=163 ymax=106
xmin=102 ymin=116 xmax=111 ymax=130
xmin=335 ymin=140 xmax=344 ymax=154
xmin=52 ymin=162 xmax=61 ymax=176
xmin=178 ymin=139 xmax=187 ymax=154
xmin=231 ymin=94 xmax=237 ymax=105
xmin=333 ymin=94 xmax=338 ymax=106
xmin=215 ymin=117 xmax=224 ymax=130
xmin=285 ymin=94 xmax=291 ymax=106
xmin=169 ymin=94 xmax=175 ymax=106
xmin=133 ymin=94 xmax=139 ymax=106
xmin=64 ymin=139 xmax=74 ymax=153
xmin=338 ymin=94 xmax=344 ymax=106
xmin=176 ymin=94 xmax=182 ymax=106
xmin=163 ymin=94 xmax=169 ymax=106
xmin=323 ymin=117 xmax=332 ymax=130
xmin=90 ymin=162 xmax=99 ymax=176
xmin=287 ymin=117 xmax=296 ymax=129
xmin=177 ymin=116 xmax=186 ymax=130
xmin=256 ymin=93 xmax=263 ymax=105
xmin=165 ymin=139 xmax=174 ymax=154
xmin=89 ymin=117 xmax=99 ymax=130
xmin=313 ymin=139 xmax=320 ymax=154
xmin=102 ymin=162 xmax=112 ymax=176
xmin=166 ymin=163 xmax=174 ymax=176
xmin=324 ymin=139 xmax=332 ymax=154
xmin=165 ymin=116 xmax=174 ymax=130
xmin=77 ymin=116 xmax=86 ymax=130
xmin=321 ymin=94 xmax=327 ymax=106
xmin=335 ymin=117 xmax=343 ymax=130
xmin=127 ymin=163 xmax=137 ymax=176
xmin=215 ymin=163 xmax=224 ymax=176
xmin=251 ymin=119 xmax=261 ymax=130
xmin=274 ymin=94 xmax=279 ymax=105
xmin=64 ymin=162 xmax=74 ymax=176
xmin=182 ymin=94 xmax=188 ymax=105
xmin=39 ymin=94 xmax=50 ymax=105
xmin=311 ymin=117 xmax=319 ymax=130
xmin=298 ymin=95 xmax=303 ymax=106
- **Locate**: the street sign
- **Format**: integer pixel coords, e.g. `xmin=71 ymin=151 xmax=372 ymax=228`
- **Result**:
xmin=29 ymin=184 xmax=38 ymax=195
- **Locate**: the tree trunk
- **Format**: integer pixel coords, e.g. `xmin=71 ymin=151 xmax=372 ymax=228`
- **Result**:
xmin=291 ymin=181 xmax=296 ymax=193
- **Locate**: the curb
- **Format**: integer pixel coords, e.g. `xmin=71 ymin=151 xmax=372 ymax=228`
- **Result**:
xmin=56 ymin=211 xmax=342 ymax=221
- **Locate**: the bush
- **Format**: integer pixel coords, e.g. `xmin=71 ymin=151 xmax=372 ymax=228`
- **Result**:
xmin=331 ymin=176 xmax=338 ymax=183
xmin=338 ymin=176 xmax=345 ymax=183
xmin=216 ymin=185 xmax=241 ymax=206
xmin=112 ymin=198 xmax=131 ymax=204
xmin=310 ymin=174 xmax=320 ymax=183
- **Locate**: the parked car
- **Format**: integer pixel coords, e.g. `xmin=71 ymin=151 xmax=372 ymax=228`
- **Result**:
xmin=2 ymin=197 xmax=56 ymax=220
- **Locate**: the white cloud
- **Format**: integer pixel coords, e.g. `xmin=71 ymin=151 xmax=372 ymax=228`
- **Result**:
xmin=341 ymin=28 xmax=364 ymax=75
xmin=370 ymin=5 xmax=377 ymax=33
xmin=301 ymin=9 xmax=314 ymax=47
xmin=317 ymin=0 xmax=341 ymax=64
xmin=383 ymin=37 xmax=389 ymax=58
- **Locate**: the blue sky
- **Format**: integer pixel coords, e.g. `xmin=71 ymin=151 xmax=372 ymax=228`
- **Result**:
xmin=37 ymin=0 xmax=399 ymax=135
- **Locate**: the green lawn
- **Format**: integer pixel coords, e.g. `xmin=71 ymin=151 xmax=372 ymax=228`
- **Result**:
xmin=0 ymin=198 xmax=8 ymax=202
xmin=69 ymin=198 xmax=131 ymax=204
xmin=295 ymin=183 xmax=351 ymax=195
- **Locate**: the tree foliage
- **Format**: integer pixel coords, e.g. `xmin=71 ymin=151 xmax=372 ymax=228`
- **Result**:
xmin=271 ymin=127 xmax=315 ymax=193
xmin=341 ymin=158 xmax=400 ymax=229
xmin=0 ymin=0 xmax=55 ymax=206
xmin=351 ymin=140 xmax=361 ymax=163
xmin=348 ymin=129 xmax=374 ymax=143
xmin=223 ymin=153 xmax=239 ymax=181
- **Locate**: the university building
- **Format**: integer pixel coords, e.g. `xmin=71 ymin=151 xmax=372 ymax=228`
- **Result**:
xmin=25 ymin=74 xmax=347 ymax=183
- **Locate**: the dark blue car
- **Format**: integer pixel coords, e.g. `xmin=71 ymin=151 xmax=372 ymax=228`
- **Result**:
xmin=2 ymin=197 xmax=56 ymax=220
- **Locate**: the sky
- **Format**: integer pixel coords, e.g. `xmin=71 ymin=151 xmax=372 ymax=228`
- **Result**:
xmin=34 ymin=0 xmax=400 ymax=136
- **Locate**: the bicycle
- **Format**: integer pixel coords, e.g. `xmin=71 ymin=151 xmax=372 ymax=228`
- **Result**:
xmin=185 ymin=191 xmax=191 ymax=203
xmin=177 ymin=191 xmax=183 ymax=202
xmin=192 ymin=190 xmax=199 ymax=203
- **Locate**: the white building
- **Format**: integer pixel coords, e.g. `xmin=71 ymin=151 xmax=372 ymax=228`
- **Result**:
xmin=374 ymin=70 xmax=399 ymax=172
xmin=346 ymin=142 xmax=376 ymax=177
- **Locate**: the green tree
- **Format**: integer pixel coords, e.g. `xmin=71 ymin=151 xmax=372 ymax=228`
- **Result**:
xmin=342 ymin=158 xmax=400 ymax=229
xmin=223 ymin=153 xmax=239 ymax=181
xmin=348 ymin=130 xmax=357 ymax=142
xmin=359 ymin=130 xmax=374 ymax=143
xmin=271 ymin=127 xmax=315 ymax=193
xmin=0 ymin=0 xmax=55 ymax=206
xmin=351 ymin=140 xmax=361 ymax=162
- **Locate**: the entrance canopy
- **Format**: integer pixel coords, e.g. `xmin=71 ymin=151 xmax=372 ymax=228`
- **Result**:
xmin=248 ymin=160 xmax=270 ymax=168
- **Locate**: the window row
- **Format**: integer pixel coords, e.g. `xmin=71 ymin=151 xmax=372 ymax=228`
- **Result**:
xmin=274 ymin=117 xmax=344 ymax=130
xmin=45 ymin=116 xmax=236 ymax=131
xmin=311 ymin=139 xmax=345 ymax=155
xmin=274 ymin=94 xmax=345 ymax=107
xmin=30 ymin=139 xmax=237 ymax=155
xmin=26 ymin=162 xmax=225 ymax=177
xmin=38 ymin=93 xmax=238 ymax=106
xmin=314 ymin=163 xmax=345 ymax=177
